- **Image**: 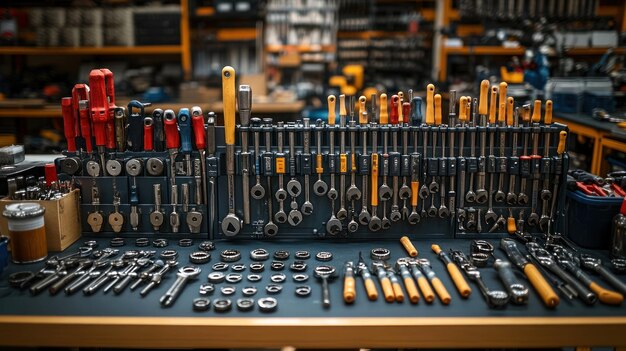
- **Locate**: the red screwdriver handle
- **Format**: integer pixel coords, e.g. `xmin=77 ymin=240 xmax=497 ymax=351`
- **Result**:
xmin=390 ymin=95 xmax=399 ymax=125
xmin=88 ymin=70 xmax=109 ymax=148
xmin=144 ymin=117 xmax=154 ymax=151
xmin=61 ymin=97 xmax=76 ymax=152
xmin=402 ymin=102 xmax=411 ymax=125
xmin=191 ymin=107 xmax=206 ymax=150
xmin=164 ymin=110 xmax=180 ymax=150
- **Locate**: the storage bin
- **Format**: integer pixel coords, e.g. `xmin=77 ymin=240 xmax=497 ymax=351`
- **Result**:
xmin=566 ymin=190 xmax=623 ymax=249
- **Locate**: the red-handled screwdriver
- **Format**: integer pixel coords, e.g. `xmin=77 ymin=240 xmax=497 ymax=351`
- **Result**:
xmin=144 ymin=117 xmax=154 ymax=151
xmin=88 ymin=69 xmax=109 ymax=175
xmin=72 ymin=84 xmax=92 ymax=153
xmin=61 ymin=97 xmax=77 ymax=152
xmin=164 ymin=109 xmax=179 ymax=185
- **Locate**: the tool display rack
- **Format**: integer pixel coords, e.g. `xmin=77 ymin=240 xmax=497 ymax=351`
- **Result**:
xmin=57 ymin=106 xmax=569 ymax=241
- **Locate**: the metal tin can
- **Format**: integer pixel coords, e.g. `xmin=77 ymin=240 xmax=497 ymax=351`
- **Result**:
xmin=3 ymin=203 xmax=47 ymax=263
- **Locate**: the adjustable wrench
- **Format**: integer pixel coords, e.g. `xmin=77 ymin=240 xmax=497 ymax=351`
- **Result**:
xmin=238 ymin=85 xmax=252 ymax=224
xmin=220 ymin=66 xmax=242 ymax=236
xmin=475 ymin=80 xmax=490 ymax=204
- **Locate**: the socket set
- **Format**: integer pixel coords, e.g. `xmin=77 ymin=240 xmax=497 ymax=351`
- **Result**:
xmin=57 ymin=67 xmax=568 ymax=241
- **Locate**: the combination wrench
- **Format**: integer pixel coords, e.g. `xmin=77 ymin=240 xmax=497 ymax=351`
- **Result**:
xmin=287 ymin=122 xmax=303 ymax=226
xmin=238 ymin=85 xmax=252 ymax=224
xmin=301 ymin=118 xmax=314 ymax=216
xmin=263 ymin=118 xmax=278 ymax=236
xmin=274 ymin=122 xmax=288 ymax=224
xmin=326 ymin=96 xmax=342 ymax=235
xmin=475 ymin=80 xmax=490 ymax=205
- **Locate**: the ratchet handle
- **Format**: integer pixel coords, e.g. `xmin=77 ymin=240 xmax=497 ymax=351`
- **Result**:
xmin=380 ymin=276 xmax=395 ymax=302
xmin=364 ymin=277 xmax=379 ymax=301
xmin=447 ymin=262 xmax=472 ymax=298
xmin=431 ymin=277 xmax=451 ymax=305
xmin=343 ymin=275 xmax=356 ymax=303
xmin=523 ymin=264 xmax=560 ymax=308
xmin=404 ymin=276 xmax=420 ymax=304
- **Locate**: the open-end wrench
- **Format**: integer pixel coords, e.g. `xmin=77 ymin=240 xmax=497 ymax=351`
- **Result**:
xmin=494 ymin=258 xmax=529 ymax=305
xmin=527 ymin=100 xmax=542 ymax=227
xmin=347 ymin=97 xmax=364 ymax=204
xmin=220 ymin=66 xmax=242 ymax=236
xmin=399 ymin=95 xmax=412 ymax=219
xmin=446 ymin=91 xmax=457 ymax=220
xmin=336 ymin=95 xmax=348 ymax=220
xmin=389 ymin=95 xmax=402 ymax=222
xmin=517 ymin=104 xmax=531 ymax=206
xmin=368 ymin=126 xmax=382 ymax=232
xmin=484 ymin=86 xmax=499 ymax=225
xmin=274 ymin=122 xmax=288 ymax=224
xmin=465 ymin=98 xmax=478 ymax=203
xmin=314 ymin=118 xmax=328 ymax=196
xmin=238 ymin=86 xmax=252 ymax=224
xmin=287 ymin=123 xmax=303 ymax=226
xmin=475 ymin=80 xmax=490 ymax=204
xmin=263 ymin=118 xmax=279 ymax=237
xmin=250 ymin=118 xmax=266 ymax=200
xmin=506 ymin=104 xmax=520 ymax=205
xmin=378 ymin=94 xmax=393 ymax=202
xmin=456 ymin=97 xmax=469 ymax=230
xmin=539 ymin=100 xmax=554 ymax=229
xmin=358 ymin=105 xmax=371 ymax=225
xmin=419 ymin=88 xmax=433 ymax=217
xmin=494 ymin=83 xmax=508 ymax=203
xmin=380 ymin=154 xmax=392 ymax=229
xmin=326 ymin=96 xmax=342 ymax=235
xmin=580 ymin=254 xmax=626 ymax=296
xmin=434 ymin=94 xmax=449 ymax=218
xmin=301 ymin=118 xmax=314 ymax=216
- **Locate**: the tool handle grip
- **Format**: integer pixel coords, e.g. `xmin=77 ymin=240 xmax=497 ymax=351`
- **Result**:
xmin=523 ymin=264 xmax=560 ymax=308
xmin=328 ymin=95 xmax=336 ymax=125
xmin=418 ymin=276 xmax=435 ymax=303
xmin=402 ymin=102 xmax=410 ymax=124
xmin=410 ymin=97 xmax=423 ymax=126
xmin=359 ymin=96 xmax=367 ymax=124
xmin=178 ymin=109 xmax=192 ymax=153
xmin=379 ymin=94 xmax=388 ymax=124
xmin=459 ymin=96 xmax=468 ymax=123
xmin=507 ymin=216 xmax=516 ymax=234
xmin=192 ymin=113 xmax=206 ymax=150
xmin=598 ymin=266 xmax=626 ymax=295
xmin=506 ymin=97 xmax=514 ymax=126
xmin=392 ymin=281 xmax=405 ymax=302
xmin=339 ymin=94 xmax=346 ymax=117
xmin=447 ymin=263 xmax=472 ymax=298
xmin=434 ymin=94 xmax=442 ymax=125
xmin=380 ymin=276 xmax=395 ymax=302
xmin=545 ymin=100 xmax=553 ymax=125
xmin=371 ymin=154 xmax=379 ymax=206
xmin=400 ymin=236 xmax=418 ymax=257
xmin=404 ymin=276 xmax=420 ymax=304
xmin=343 ymin=275 xmax=356 ymax=303
xmin=431 ymin=277 xmax=451 ymax=304
xmin=532 ymin=100 xmax=541 ymax=123
xmin=144 ymin=121 xmax=154 ymax=151
xmin=589 ymin=282 xmax=624 ymax=305
xmin=364 ymin=278 xmax=379 ymax=301
xmin=479 ymin=80 xmax=489 ymax=115
xmin=164 ymin=111 xmax=180 ymax=149
xmin=222 ymin=66 xmax=236 ymax=145
xmin=557 ymin=131 xmax=567 ymax=155
xmin=61 ymin=97 xmax=77 ymax=152
xmin=390 ymin=95 xmax=399 ymax=124
xmin=425 ymin=85 xmax=434 ymax=125
xmin=489 ymin=87 xmax=498 ymax=124
xmin=498 ymin=82 xmax=508 ymax=122
xmin=316 ymin=154 xmax=324 ymax=174
xmin=411 ymin=181 xmax=419 ymax=207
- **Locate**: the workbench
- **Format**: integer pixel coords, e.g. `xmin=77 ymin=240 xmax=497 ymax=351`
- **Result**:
xmin=1 ymin=238 xmax=625 ymax=349
xmin=554 ymin=112 xmax=626 ymax=176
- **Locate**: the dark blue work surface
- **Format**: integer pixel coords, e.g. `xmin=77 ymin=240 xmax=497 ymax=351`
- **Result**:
xmin=1 ymin=238 xmax=625 ymax=318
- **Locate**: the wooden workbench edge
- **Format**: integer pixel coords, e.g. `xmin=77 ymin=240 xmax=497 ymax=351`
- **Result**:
xmin=1 ymin=316 xmax=625 ymax=348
